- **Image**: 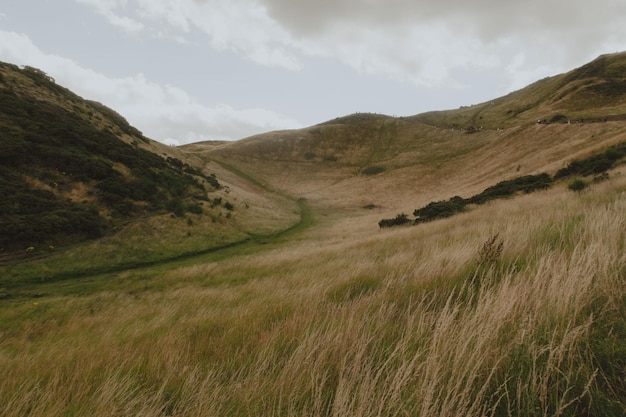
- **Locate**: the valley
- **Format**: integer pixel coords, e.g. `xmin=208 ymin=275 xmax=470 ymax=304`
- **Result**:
xmin=2 ymin=53 xmax=626 ymax=416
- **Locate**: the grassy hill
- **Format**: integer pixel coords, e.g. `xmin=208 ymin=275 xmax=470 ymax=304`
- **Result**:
xmin=0 ymin=62 xmax=301 ymax=279
xmin=201 ymin=52 xmax=626 ymax=225
xmin=2 ymin=53 xmax=626 ymax=416
xmin=0 ymin=62 xmax=219 ymax=251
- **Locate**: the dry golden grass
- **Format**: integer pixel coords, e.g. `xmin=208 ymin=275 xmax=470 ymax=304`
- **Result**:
xmin=2 ymin=170 xmax=626 ymax=416
xmin=204 ymin=115 xmax=626 ymax=224
xmin=4 ymin=54 xmax=626 ymax=416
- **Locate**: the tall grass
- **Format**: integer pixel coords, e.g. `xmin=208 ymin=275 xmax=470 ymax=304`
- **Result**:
xmin=1 ymin=176 xmax=626 ymax=416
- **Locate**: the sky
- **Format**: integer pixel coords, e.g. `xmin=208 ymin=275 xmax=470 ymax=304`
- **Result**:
xmin=1 ymin=1 xmax=625 ymax=145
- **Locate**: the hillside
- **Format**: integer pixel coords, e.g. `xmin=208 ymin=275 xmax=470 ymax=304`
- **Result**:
xmin=413 ymin=51 xmax=626 ymax=129
xmin=0 ymin=62 xmax=304 ymax=274
xmin=0 ymin=62 xmax=225 ymax=254
xmin=197 ymin=52 xmax=626 ymax=224
xmin=2 ymin=53 xmax=626 ymax=416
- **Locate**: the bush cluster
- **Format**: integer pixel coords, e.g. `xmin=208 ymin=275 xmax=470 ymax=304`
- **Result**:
xmin=414 ymin=196 xmax=466 ymax=224
xmin=378 ymin=213 xmax=410 ymax=228
xmin=555 ymin=142 xmax=626 ymax=179
xmin=0 ymin=63 xmax=221 ymax=250
xmin=380 ymin=139 xmax=626 ymax=229
xmin=380 ymin=173 xmax=553 ymax=228
xmin=0 ymin=180 xmax=105 ymax=250
xmin=468 ymin=173 xmax=552 ymax=205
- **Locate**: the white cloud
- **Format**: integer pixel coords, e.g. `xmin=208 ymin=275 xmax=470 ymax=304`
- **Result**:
xmin=0 ymin=30 xmax=302 ymax=144
xmin=74 ymin=0 xmax=303 ymax=70
xmin=71 ymin=0 xmax=626 ymax=93
xmin=260 ymin=0 xmax=626 ymax=90
xmin=74 ymin=0 xmax=145 ymax=33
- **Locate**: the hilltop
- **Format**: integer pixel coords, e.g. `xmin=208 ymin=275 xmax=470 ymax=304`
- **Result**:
xmin=413 ymin=51 xmax=626 ymax=129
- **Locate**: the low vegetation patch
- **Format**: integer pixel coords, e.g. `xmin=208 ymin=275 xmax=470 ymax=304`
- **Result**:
xmin=554 ymin=141 xmax=626 ymax=179
xmin=568 ymin=178 xmax=589 ymax=192
xmin=361 ymin=165 xmax=386 ymax=175
xmin=378 ymin=213 xmax=410 ymax=228
xmin=381 ymin=141 xmax=626 ymax=229
xmin=381 ymin=173 xmax=553 ymax=228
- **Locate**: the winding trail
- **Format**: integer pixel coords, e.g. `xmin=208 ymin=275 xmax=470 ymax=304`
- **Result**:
xmin=1 ymin=166 xmax=314 ymax=291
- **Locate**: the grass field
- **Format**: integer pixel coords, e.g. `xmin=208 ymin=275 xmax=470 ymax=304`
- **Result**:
xmin=2 ymin=168 xmax=625 ymax=416
xmin=3 ymin=53 xmax=626 ymax=416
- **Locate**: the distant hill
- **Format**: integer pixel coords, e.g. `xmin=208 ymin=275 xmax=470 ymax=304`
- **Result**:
xmin=0 ymin=62 xmax=219 ymax=252
xmin=4 ymin=52 xmax=626 ymax=257
xmin=412 ymin=51 xmax=626 ymax=130
xmin=198 ymin=52 xmax=626 ymax=218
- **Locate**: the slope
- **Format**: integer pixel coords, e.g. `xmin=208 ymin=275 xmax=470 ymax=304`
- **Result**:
xmin=0 ymin=62 xmax=301 ymax=279
xmin=198 ymin=52 xmax=626 ymax=230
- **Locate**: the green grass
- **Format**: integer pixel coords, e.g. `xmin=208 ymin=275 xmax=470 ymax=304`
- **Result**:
xmin=0 ymin=198 xmax=312 ymax=298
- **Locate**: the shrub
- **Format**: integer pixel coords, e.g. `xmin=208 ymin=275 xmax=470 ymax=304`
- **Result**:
xmin=468 ymin=173 xmax=552 ymax=205
xmin=555 ymin=142 xmax=626 ymax=179
xmin=414 ymin=196 xmax=466 ymax=223
xmin=568 ymin=178 xmax=589 ymax=192
xmin=361 ymin=166 xmax=386 ymax=176
xmin=186 ymin=203 xmax=203 ymax=215
xmin=378 ymin=213 xmax=411 ymax=228
xmin=166 ymin=198 xmax=185 ymax=217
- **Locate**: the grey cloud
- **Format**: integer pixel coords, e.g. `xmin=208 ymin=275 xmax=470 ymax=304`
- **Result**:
xmin=261 ymin=0 xmax=626 ymax=88
xmin=73 ymin=0 xmax=626 ymax=89
xmin=263 ymin=0 xmax=625 ymax=38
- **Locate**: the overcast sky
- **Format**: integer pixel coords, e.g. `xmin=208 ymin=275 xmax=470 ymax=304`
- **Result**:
xmin=1 ymin=1 xmax=625 ymax=145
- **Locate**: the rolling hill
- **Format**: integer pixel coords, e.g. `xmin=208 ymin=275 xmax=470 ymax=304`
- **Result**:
xmin=189 ymin=52 xmax=626 ymax=227
xmin=0 ymin=62 xmax=301 ymax=269
xmin=0 ymin=62 xmax=219 ymax=252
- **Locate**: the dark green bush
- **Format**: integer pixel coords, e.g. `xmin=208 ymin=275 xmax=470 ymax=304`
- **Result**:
xmin=555 ymin=142 xmax=626 ymax=179
xmin=361 ymin=166 xmax=386 ymax=176
xmin=0 ymin=63 xmax=223 ymax=251
xmin=186 ymin=203 xmax=203 ymax=215
xmin=468 ymin=173 xmax=552 ymax=205
xmin=378 ymin=213 xmax=411 ymax=228
xmin=568 ymin=178 xmax=589 ymax=192
xmin=166 ymin=198 xmax=185 ymax=217
xmin=414 ymin=196 xmax=466 ymax=223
